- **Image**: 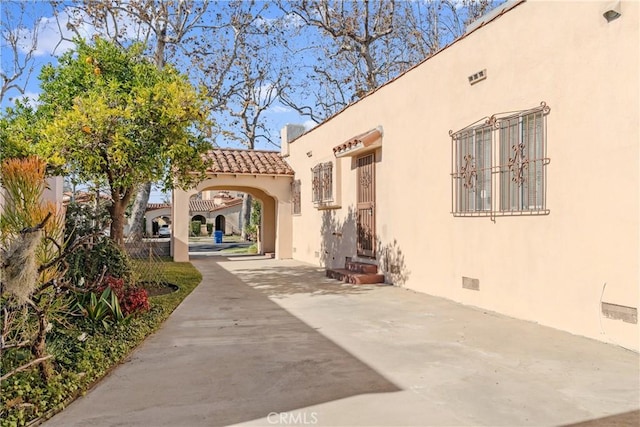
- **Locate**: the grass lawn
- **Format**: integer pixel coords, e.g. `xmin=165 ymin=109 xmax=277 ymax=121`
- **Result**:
xmin=1 ymin=260 xmax=202 ymax=427
xmin=220 ymin=244 xmax=258 ymax=254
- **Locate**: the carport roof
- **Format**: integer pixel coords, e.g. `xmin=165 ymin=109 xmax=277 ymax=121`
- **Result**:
xmin=205 ymin=149 xmax=294 ymax=176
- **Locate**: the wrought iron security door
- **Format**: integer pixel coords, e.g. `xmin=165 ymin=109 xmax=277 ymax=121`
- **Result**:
xmin=357 ymin=153 xmax=375 ymax=257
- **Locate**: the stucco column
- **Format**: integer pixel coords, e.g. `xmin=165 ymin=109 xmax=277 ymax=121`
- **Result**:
xmin=275 ymin=199 xmax=293 ymax=259
xmin=261 ymin=196 xmax=276 ymax=254
xmin=172 ymin=188 xmax=191 ymax=262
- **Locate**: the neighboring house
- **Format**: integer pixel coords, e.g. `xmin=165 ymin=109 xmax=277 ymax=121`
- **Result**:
xmin=173 ymin=0 xmax=638 ymax=351
xmin=281 ymin=0 xmax=639 ymax=351
xmin=145 ymin=195 xmax=242 ymax=236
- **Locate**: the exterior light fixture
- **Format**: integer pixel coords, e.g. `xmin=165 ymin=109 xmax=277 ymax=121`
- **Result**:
xmin=603 ymin=1 xmax=621 ymax=22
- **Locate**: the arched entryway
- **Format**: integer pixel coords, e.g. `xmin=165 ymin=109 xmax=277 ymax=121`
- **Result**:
xmin=171 ymin=149 xmax=294 ymax=262
xmin=215 ymin=215 xmax=226 ymax=232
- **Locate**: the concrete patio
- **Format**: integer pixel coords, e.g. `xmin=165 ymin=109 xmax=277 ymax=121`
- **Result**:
xmin=44 ymin=255 xmax=639 ymax=427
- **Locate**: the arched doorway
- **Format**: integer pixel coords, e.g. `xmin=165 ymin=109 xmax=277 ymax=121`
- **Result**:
xmin=215 ymin=215 xmax=226 ymax=233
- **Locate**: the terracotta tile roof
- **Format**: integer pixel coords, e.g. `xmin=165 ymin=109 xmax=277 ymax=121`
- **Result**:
xmin=333 ymin=127 xmax=383 ymax=157
xmin=146 ymin=198 xmax=244 ymax=213
xmin=210 ymin=198 xmax=243 ymax=212
xmin=189 ymin=199 xmax=220 ymax=212
xmin=205 ymin=149 xmax=294 ymax=176
xmin=147 ymin=203 xmax=171 ymax=211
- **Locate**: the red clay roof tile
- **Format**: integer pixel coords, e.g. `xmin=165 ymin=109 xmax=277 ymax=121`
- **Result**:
xmin=205 ymin=149 xmax=294 ymax=176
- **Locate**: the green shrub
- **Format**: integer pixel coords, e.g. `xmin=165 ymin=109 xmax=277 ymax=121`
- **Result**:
xmin=65 ymin=238 xmax=131 ymax=286
xmin=190 ymin=221 xmax=201 ymax=236
xmin=74 ymin=287 xmax=125 ymax=330
xmin=1 ymin=261 xmax=202 ymax=426
xmin=206 ymin=223 xmax=213 ymax=235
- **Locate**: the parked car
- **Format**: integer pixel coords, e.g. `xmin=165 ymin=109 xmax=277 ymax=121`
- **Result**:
xmin=158 ymin=225 xmax=171 ymax=237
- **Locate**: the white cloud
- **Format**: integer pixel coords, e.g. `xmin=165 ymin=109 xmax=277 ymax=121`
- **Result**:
xmin=9 ymin=91 xmax=40 ymax=107
xmin=255 ymin=13 xmax=304 ymax=31
xmin=14 ymin=10 xmax=98 ymax=57
xmin=270 ymin=105 xmax=292 ymax=114
xmin=14 ymin=6 xmax=145 ymax=58
xmin=303 ymin=120 xmax=317 ymax=130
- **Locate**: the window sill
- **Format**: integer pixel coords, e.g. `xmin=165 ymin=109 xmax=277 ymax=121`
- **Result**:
xmin=315 ymin=202 xmax=341 ymax=210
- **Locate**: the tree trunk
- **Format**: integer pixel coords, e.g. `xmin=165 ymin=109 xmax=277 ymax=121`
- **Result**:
xmin=127 ymin=182 xmax=151 ymax=241
xmin=128 ymin=20 xmax=166 ymax=242
xmin=109 ymin=199 xmax=128 ymax=246
xmin=32 ymin=309 xmax=53 ymax=381
xmin=240 ymin=194 xmax=252 ymax=241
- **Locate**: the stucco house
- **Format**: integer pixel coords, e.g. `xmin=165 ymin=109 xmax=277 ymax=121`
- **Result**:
xmin=173 ymin=0 xmax=638 ymax=351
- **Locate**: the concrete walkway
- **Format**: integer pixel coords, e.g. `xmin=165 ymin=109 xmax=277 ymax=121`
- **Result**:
xmin=44 ymin=256 xmax=639 ymax=427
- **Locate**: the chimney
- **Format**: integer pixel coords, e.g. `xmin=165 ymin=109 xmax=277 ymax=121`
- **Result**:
xmin=280 ymin=124 xmax=306 ymax=157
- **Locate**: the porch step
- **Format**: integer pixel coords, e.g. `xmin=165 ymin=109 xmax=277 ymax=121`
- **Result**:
xmin=326 ymin=268 xmax=385 ymax=285
xmin=345 ymin=260 xmax=378 ymax=274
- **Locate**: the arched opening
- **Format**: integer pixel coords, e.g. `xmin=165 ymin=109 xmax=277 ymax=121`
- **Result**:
xmin=150 ymin=215 xmax=171 ymax=236
xmin=215 ymin=215 xmax=226 ymax=233
xmin=170 ymin=150 xmax=293 ymax=262
xmin=172 ymin=176 xmax=292 ymax=261
xmin=191 ymin=214 xmax=206 ymax=224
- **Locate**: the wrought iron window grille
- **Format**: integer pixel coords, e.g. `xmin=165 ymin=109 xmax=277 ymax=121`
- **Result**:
xmin=311 ymin=162 xmax=334 ymax=206
xmin=291 ymin=179 xmax=301 ymax=215
xmin=450 ymin=102 xmax=551 ymax=219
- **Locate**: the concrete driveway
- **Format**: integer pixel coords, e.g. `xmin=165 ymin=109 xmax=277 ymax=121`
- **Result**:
xmin=44 ymin=255 xmax=639 ymax=427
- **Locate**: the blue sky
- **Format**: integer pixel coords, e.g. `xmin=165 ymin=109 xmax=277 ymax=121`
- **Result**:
xmin=1 ymin=1 xmax=315 ymax=201
xmin=0 ymin=1 xmax=315 ymax=138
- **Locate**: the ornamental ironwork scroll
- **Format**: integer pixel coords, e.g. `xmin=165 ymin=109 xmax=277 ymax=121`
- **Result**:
xmin=312 ymin=162 xmax=333 ymax=203
xmin=460 ymin=154 xmax=477 ymax=189
xmin=321 ymin=162 xmax=333 ymax=201
xmin=508 ymin=142 xmax=528 ymax=185
xmin=360 ymin=170 xmax=372 ymax=189
xmin=311 ymin=165 xmax=321 ymax=202
xmin=291 ymin=179 xmax=301 ymax=214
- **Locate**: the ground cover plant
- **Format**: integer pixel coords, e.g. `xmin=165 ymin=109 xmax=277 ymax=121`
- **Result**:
xmin=0 ymin=157 xmax=202 ymax=427
xmin=1 ymin=257 xmax=201 ymax=427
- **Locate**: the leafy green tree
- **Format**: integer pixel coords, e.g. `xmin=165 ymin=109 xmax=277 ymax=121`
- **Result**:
xmin=37 ymin=38 xmax=210 ymax=245
xmin=0 ymin=101 xmax=41 ymax=163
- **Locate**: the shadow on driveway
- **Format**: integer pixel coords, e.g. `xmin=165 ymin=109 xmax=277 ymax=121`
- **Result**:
xmin=44 ymin=256 xmax=399 ymax=427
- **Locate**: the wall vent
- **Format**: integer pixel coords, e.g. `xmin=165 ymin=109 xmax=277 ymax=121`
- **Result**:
xmin=601 ymin=302 xmax=638 ymax=324
xmin=462 ymin=276 xmax=480 ymax=291
xmin=468 ymin=69 xmax=487 ymax=85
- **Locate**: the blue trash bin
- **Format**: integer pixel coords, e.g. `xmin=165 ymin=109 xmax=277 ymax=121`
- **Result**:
xmin=214 ymin=230 xmax=223 ymax=244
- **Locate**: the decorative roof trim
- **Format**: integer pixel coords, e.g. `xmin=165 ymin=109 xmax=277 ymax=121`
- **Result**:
xmin=333 ymin=127 xmax=383 ymax=158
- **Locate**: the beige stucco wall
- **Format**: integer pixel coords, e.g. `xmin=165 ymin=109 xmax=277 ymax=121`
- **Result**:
xmin=287 ymin=1 xmax=639 ymax=351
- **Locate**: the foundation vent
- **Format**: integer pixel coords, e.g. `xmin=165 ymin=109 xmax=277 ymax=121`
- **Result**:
xmin=601 ymin=303 xmax=638 ymax=324
xmin=462 ymin=276 xmax=480 ymax=291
